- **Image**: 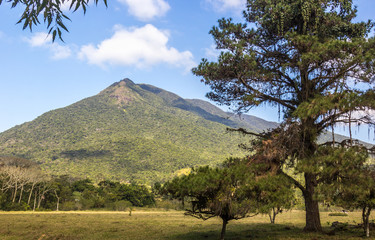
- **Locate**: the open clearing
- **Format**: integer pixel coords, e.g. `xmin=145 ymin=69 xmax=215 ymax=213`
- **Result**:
xmin=0 ymin=210 xmax=371 ymax=239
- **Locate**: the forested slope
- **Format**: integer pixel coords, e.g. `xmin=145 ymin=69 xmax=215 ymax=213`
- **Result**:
xmin=0 ymin=79 xmax=275 ymax=183
xmin=1 ymin=78 xmax=367 ymax=183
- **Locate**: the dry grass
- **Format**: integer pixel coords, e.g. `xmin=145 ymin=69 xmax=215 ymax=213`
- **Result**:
xmin=0 ymin=209 xmax=371 ymax=239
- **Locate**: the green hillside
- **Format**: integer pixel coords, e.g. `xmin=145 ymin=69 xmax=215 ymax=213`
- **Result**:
xmin=0 ymin=79 xmax=273 ymax=183
xmin=0 ymin=79 xmax=372 ymax=183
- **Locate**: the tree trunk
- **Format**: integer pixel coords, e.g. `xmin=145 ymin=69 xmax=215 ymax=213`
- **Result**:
xmin=303 ymin=173 xmax=322 ymax=232
xmin=270 ymin=207 xmax=279 ymax=224
xmin=12 ymin=181 xmax=18 ymax=203
xmin=37 ymin=195 xmax=43 ymax=209
xmin=268 ymin=212 xmax=273 ymax=224
xmin=54 ymin=190 xmax=60 ymax=211
xmin=33 ymin=191 xmax=37 ymax=211
xmin=220 ymin=219 xmax=228 ymax=240
xmin=362 ymin=207 xmax=371 ymax=237
xmin=349 ymin=111 xmax=353 ymax=146
xmin=27 ymin=183 xmax=35 ymax=205
xmin=18 ymin=185 xmax=24 ymax=204
xmin=269 ymin=208 xmax=277 ymax=224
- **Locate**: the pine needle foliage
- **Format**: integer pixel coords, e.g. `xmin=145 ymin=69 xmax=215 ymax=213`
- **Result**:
xmin=317 ymin=146 xmax=375 ymax=237
xmin=163 ymin=157 xmax=294 ymax=239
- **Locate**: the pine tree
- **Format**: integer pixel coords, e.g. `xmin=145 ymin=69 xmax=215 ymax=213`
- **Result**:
xmin=193 ymin=0 xmax=375 ymax=231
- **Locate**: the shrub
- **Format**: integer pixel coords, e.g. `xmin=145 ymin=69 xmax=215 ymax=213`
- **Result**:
xmin=328 ymin=212 xmax=348 ymax=217
xmin=106 ymin=200 xmax=132 ymax=211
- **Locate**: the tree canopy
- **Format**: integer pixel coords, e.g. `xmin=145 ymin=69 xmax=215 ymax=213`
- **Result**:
xmin=163 ymin=158 xmax=295 ymax=239
xmin=164 ymin=160 xmax=259 ymax=240
xmin=318 ymin=146 xmax=375 ymax=237
xmin=193 ymin=0 xmax=375 ymax=232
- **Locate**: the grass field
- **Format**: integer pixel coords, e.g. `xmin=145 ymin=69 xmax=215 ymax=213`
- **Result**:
xmin=0 ymin=210 xmax=372 ymax=239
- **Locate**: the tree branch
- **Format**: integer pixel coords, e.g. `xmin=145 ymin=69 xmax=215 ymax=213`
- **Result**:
xmin=238 ymin=77 xmax=296 ymax=110
xmin=280 ymin=171 xmax=305 ymax=194
xmin=226 ymin=127 xmax=266 ymax=138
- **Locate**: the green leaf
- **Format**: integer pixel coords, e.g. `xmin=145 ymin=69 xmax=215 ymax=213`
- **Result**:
xmin=52 ymin=29 xmax=57 ymax=42
xmin=57 ymin=28 xmax=64 ymax=42
xmin=56 ymin=19 xmax=69 ymax=32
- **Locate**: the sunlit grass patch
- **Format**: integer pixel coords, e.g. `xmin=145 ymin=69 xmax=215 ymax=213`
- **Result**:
xmin=0 ymin=210 xmax=371 ymax=239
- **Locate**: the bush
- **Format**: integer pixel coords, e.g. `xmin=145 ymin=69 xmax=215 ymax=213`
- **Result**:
xmin=106 ymin=200 xmax=132 ymax=211
xmin=3 ymin=202 xmax=30 ymax=211
xmin=155 ymin=199 xmax=185 ymax=210
xmin=60 ymin=201 xmax=76 ymax=211
xmin=328 ymin=212 xmax=348 ymax=217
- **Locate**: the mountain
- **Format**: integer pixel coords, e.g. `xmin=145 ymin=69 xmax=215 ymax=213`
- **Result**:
xmin=0 ymin=79 xmax=278 ymax=183
xmin=2 ymin=79 xmax=371 ymax=184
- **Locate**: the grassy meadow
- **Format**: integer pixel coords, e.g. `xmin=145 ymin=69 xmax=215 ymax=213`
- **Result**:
xmin=0 ymin=210 xmax=371 ymax=240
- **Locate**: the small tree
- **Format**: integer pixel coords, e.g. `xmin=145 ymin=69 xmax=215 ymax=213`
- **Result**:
xmin=318 ymin=146 xmax=375 ymax=237
xmin=257 ymin=174 xmax=295 ymax=224
xmin=164 ymin=159 xmax=259 ymax=240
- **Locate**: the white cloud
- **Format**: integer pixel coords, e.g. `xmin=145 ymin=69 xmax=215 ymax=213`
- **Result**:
xmin=61 ymin=0 xmax=72 ymax=12
xmin=117 ymin=0 xmax=170 ymax=21
xmin=26 ymin=32 xmax=72 ymax=60
xmin=205 ymin=44 xmax=221 ymax=60
xmin=27 ymin=32 xmax=50 ymax=47
xmin=50 ymin=44 xmax=72 ymax=59
xmin=60 ymin=0 xmax=94 ymax=12
xmin=205 ymin=0 xmax=246 ymax=13
xmin=78 ymin=24 xmax=195 ymax=71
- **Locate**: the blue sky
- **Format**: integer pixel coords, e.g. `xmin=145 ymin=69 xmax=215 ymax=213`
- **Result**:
xmin=0 ymin=0 xmax=374 ymax=144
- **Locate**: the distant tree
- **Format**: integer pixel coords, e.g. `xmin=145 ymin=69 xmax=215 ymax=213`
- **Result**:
xmin=152 ymin=182 xmax=162 ymax=196
xmin=193 ymin=0 xmax=375 ymax=231
xmin=162 ymin=177 xmax=189 ymax=208
xmin=98 ymin=180 xmax=122 ymax=204
xmin=0 ymin=156 xmax=40 ymax=209
xmin=120 ymin=183 xmax=155 ymax=207
xmin=72 ymin=178 xmax=95 ymax=192
xmin=98 ymin=180 xmax=155 ymax=208
xmin=47 ymin=175 xmax=74 ymax=211
xmin=0 ymin=0 xmax=107 ymax=41
xmin=34 ymin=176 xmax=53 ymax=210
xmin=26 ymin=167 xmax=44 ymax=206
xmin=257 ymin=174 xmax=295 ymax=224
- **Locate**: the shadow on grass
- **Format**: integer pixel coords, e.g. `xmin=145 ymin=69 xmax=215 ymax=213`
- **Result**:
xmin=171 ymin=223 xmax=366 ymax=240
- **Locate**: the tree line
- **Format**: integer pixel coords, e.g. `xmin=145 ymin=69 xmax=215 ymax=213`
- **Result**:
xmin=0 ymin=156 xmax=154 ymax=211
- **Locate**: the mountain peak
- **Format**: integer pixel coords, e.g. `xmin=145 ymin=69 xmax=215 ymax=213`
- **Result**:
xmin=99 ymin=78 xmax=139 ymax=106
xmin=119 ymin=78 xmax=135 ymax=85
xmin=109 ymin=78 xmax=135 ymax=88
